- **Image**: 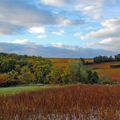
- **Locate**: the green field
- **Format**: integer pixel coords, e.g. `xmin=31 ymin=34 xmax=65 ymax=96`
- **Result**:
xmin=0 ymin=85 xmax=57 ymax=96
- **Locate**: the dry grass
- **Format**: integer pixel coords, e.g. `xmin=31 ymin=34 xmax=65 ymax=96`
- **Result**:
xmin=0 ymin=84 xmax=120 ymax=120
xmin=89 ymin=62 xmax=120 ymax=69
xmin=48 ymin=58 xmax=81 ymax=69
xmin=48 ymin=58 xmax=93 ymax=69
xmin=89 ymin=62 xmax=120 ymax=82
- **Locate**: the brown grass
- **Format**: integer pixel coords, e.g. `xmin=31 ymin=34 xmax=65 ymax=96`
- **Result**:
xmin=89 ymin=62 xmax=120 ymax=82
xmin=48 ymin=58 xmax=81 ymax=69
xmin=48 ymin=58 xmax=93 ymax=69
xmin=0 ymin=84 xmax=120 ymax=120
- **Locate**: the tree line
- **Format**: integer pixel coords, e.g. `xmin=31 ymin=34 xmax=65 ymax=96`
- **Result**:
xmin=0 ymin=53 xmax=101 ymax=87
xmin=94 ymin=54 xmax=120 ymax=63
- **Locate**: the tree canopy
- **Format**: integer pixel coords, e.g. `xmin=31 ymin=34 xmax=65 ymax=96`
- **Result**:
xmin=0 ymin=53 xmax=101 ymax=87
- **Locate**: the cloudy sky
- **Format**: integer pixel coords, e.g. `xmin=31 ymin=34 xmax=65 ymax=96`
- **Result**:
xmin=0 ymin=0 xmax=120 ymax=57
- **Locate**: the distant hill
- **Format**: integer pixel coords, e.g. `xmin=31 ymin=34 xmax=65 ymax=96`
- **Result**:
xmin=0 ymin=42 xmax=117 ymax=58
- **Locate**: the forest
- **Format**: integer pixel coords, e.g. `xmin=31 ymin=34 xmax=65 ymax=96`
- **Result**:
xmin=0 ymin=53 xmax=100 ymax=87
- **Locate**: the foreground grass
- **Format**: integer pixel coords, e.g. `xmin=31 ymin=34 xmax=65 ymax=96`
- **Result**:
xmin=0 ymin=85 xmax=58 ymax=96
xmin=0 ymin=84 xmax=120 ymax=120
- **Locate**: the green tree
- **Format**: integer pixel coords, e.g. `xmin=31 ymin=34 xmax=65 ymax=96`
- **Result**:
xmin=87 ymin=71 xmax=99 ymax=84
xmin=7 ymin=70 xmax=20 ymax=86
xmin=80 ymin=58 xmax=85 ymax=65
xmin=62 ymin=62 xmax=83 ymax=84
xmin=61 ymin=62 xmax=99 ymax=84
xmin=19 ymin=66 xmax=35 ymax=84
xmin=33 ymin=59 xmax=52 ymax=83
xmin=0 ymin=59 xmax=16 ymax=73
xmin=45 ymin=67 xmax=61 ymax=84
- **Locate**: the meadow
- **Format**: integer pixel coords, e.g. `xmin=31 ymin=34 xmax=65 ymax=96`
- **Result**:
xmin=0 ymin=84 xmax=120 ymax=120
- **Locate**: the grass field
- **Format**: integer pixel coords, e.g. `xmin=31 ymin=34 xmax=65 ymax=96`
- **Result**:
xmin=0 ymin=84 xmax=120 ymax=120
xmin=0 ymin=85 xmax=58 ymax=96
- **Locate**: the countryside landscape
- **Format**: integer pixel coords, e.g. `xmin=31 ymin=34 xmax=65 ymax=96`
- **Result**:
xmin=0 ymin=0 xmax=120 ymax=120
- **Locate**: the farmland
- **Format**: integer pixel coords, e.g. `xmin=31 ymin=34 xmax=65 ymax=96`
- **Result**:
xmin=0 ymin=56 xmax=120 ymax=120
xmin=48 ymin=58 xmax=120 ymax=83
xmin=88 ymin=62 xmax=120 ymax=83
xmin=0 ymin=84 xmax=120 ymax=120
xmin=48 ymin=58 xmax=93 ymax=69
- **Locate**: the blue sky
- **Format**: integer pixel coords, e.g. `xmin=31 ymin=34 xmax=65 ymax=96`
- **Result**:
xmin=0 ymin=0 xmax=120 ymax=54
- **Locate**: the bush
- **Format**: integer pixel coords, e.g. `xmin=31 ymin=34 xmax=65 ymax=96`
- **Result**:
xmin=61 ymin=62 xmax=99 ymax=84
xmin=98 ymin=76 xmax=112 ymax=84
xmin=0 ymin=74 xmax=8 ymax=86
xmin=87 ymin=71 xmax=99 ymax=84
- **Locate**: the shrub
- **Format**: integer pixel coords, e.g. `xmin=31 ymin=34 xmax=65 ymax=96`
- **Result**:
xmin=0 ymin=74 xmax=8 ymax=86
xmin=99 ymin=76 xmax=112 ymax=84
xmin=87 ymin=71 xmax=99 ymax=84
xmin=61 ymin=62 xmax=99 ymax=84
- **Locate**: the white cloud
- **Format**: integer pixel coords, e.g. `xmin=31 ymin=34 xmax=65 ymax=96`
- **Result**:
xmin=28 ymin=26 xmax=46 ymax=34
xmin=58 ymin=18 xmax=85 ymax=26
xmin=40 ymin=0 xmax=104 ymax=20
xmin=12 ymin=39 xmax=31 ymax=45
xmin=79 ymin=17 xmax=120 ymax=51
xmin=40 ymin=0 xmax=66 ymax=7
xmin=58 ymin=18 xmax=72 ymax=26
xmin=0 ymin=0 xmax=118 ymax=36
xmin=77 ymin=0 xmax=118 ymax=20
xmin=95 ymin=37 xmax=120 ymax=51
xmin=51 ymin=42 xmax=64 ymax=48
xmin=61 ymin=19 xmax=71 ymax=26
xmin=37 ymin=35 xmax=47 ymax=38
xmin=102 ymin=17 xmax=120 ymax=28
xmin=80 ymin=5 xmax=102 ymax=20
xmin=74 ymin=1 xmax=103 ymax=20
xmin=52 ymin=30 xmax=64 ymax=35
xmin=0 ymin=0 xmax=85 ymax=35
xmin=99 ymin=38 xmax=113 ymax=44
xmin=78 ymin=17 xmax=120 ymax=39
xmin=51 ymin=42 xmax=79 ymax=50
xmin=11 ymin=39 xmax=37 ymax=48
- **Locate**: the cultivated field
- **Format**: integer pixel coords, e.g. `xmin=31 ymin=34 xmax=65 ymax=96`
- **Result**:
xmin=0 ymin=84 xmax=120 ymax=120
xmin=48 ymin=58 xmax=81 ymax=69
xmin=49 ymin=58 xmax=120 ymax=83
xmin=89 ymin=62 xmax=120 ymax=83
xmin=48 ymin=58 xmax=93 ymax=69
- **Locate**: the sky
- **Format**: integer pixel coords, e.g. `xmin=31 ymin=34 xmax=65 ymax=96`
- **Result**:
xmin=0 ymin=0 xmax=120 ymax=57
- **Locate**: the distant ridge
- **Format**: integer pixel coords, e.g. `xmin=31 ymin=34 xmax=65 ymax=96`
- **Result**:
xmin=0 ymin=42 xmax=117 ymax=58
